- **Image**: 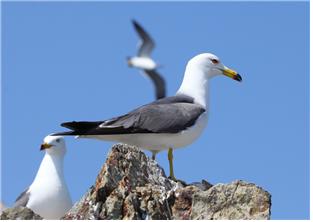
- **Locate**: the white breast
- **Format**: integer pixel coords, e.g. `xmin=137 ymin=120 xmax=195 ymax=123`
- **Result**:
xmin=26 ymin=155 xmax=72 ymax=219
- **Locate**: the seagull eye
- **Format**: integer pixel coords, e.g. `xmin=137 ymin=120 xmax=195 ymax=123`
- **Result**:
xmin=210 ymin=59 xmax=219 ymax=64
xmin=56 ymin=139 xmax=61 ymax=143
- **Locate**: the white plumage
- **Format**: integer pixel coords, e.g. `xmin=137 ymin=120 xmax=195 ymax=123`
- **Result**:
xmin=14 ymin=136 xmax=72 ymax=219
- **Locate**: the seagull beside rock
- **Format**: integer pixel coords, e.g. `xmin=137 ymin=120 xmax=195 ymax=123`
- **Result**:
xmin=13 ymin=136 xmax=72 ymax=219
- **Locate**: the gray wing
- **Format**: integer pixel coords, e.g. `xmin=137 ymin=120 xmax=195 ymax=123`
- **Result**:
xmin=143 ymin=69 xmax=166 ymax=99
xmin=132 ymin=20 xmax=155 ymax=57
xmin=54 ymin=95 xmax=205 ymax=136
xmin=98 ymin=102 xmax=205 ymax=134
xmin=13 ymin=188 xmax=30 ymax=207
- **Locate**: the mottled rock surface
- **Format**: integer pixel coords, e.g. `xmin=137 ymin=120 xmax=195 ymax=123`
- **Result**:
xmin=63 ymin=143 xmax=271 ymax=220
xmin=1 ymin=207 xmax=42 ymax=220
xmin=190 ymin=180 xmax=271 ymax=219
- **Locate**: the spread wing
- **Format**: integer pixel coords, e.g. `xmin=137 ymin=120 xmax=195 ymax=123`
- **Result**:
xmin=143 ymin=69 xmax=166 ymax=99
xmin=132 ymin=20 xmax=155 ymax=57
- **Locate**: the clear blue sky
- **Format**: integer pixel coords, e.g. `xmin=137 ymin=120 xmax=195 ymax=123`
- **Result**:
xmin=1 ymin=2 xmax=309 ymax=219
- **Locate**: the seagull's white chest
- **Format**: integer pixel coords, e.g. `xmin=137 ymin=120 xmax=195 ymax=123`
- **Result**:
xmin=129 ymin=57 xmax=157 ymax=70
xmin=27 ymin=155 xmax=72 ymax=219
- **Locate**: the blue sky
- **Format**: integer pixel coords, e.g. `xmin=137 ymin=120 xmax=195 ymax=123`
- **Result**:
xmin=1 ymin=2 xmax=309 ymax=219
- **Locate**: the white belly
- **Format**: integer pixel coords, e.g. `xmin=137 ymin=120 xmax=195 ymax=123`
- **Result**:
xmin=27 ymin=178 xmax=72 ymax=219
xmin=80 ymin=112 xmax=208 ymax=152
xmin=129 ymin=57 xmax=157 ymax=70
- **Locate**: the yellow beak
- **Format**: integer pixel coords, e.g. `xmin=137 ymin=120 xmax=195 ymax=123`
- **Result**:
xmin=223 ymin=67 xmax=242 ymax=82
xmin=40 ymin=143 xmax=52 ymax=151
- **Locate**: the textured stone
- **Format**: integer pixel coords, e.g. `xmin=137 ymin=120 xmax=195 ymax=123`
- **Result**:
xmin=1 ymin=207 xmax=42 ymax=220
xmin=190 ymin=180 xmax=271 ymax=220
xmin=63 ymin=144 xmax=179 ymax=220
xmin=59 ymin=143 xmax=271 ymax=220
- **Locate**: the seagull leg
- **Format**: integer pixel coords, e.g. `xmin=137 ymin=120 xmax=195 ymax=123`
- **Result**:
xmin=168 ymin=148 xmax=176 ymax=181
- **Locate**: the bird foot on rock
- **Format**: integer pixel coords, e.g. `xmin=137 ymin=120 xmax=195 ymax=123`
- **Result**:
xmin=168 ymin=176 xmax=187 ymax=186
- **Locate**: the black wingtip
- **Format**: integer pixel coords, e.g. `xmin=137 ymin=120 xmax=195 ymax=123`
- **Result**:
xmin=131 ymin=19 xmax=138 ymax=25
xmin=132 ymin=19 xmax=141 ymax=29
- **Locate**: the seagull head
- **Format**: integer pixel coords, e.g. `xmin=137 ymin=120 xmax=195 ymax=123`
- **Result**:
xmin=188 ymin=53 xmax=242 ymax=82
xmin=40 ymin=135 xmax=66 ymax=156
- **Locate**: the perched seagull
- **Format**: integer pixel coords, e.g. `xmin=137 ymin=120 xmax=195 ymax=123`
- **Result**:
xmin=127 ymin=20 xmax=166 ymax=100
xmin=53 ymin=53 xmax=242 ymax=180
xmin=13 ymin=136 xmax=72 ymax=219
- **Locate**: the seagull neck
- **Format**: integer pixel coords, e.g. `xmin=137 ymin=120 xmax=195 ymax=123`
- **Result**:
xmin=177 ymin=65 xmax=209 ymax=108
xmin=34 ymin=154 xmax=65 ymax=182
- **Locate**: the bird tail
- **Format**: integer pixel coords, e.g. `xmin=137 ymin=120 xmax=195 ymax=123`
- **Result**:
xmin=52 ymin=121 xmax=103 ymax=136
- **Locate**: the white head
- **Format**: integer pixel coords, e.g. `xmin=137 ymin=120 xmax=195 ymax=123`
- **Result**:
xmin=186 ymin=53 xmax=242 ymax=81
xmin=177 ymin=53 xmax=242 ymax=107
xmin=40 ymin=135 xmax=66 ymax=156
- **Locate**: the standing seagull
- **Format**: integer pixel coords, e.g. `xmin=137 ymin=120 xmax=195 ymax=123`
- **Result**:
xmin=127 ymin=20 xmax=166 ymax=100
xmin=53 ymin=53 xmax=242 ymax=180
xmin=13 ymin=136 xmax=72 ymax=219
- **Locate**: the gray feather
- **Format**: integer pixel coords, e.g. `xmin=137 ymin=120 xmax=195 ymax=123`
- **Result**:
xmin=13 ymin=188 xmax=30 ymax=207
xmin=143 ymin=69 xmax=166 ymax=100
xmin=132 ymin=20 xmax=155 ymax=57
xmin=98 ymin=95 xmax=205 ymax=134
xmin=56 ymin=95 xmax=205 ymax=136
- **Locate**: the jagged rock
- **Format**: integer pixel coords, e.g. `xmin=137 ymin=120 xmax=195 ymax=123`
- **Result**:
xmin=63 ymin=144 xmax=180 ymax=220
xmin=1 ymin=207 xmax=42 ymax=220
xmin=63 ymin=143 xmax=271 ymax=220
xmin=190 ymin=180 xmax=271 ymax=219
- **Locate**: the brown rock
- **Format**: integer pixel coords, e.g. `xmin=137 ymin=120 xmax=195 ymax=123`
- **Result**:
xmin=1 ymin=207 xmax=42 ymax=220
xmin=63 ymin=143 xmax=271 ymax=220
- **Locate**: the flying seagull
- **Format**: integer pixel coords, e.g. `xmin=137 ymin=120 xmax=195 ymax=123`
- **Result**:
xmin=53 ymin=53 xmax=242 ymax=180
xmin=127 ymin=20 xmax=166 ymax=100
xmin=128 ymin=20 xmax=166 ymax=160
xmin=13 ymin=136 xmax=72 ymax=219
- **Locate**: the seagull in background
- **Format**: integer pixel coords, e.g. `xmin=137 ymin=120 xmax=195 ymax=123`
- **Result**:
xmin=13 ymin=136 xmax=72 ymax=219
xmin=53 ymin=53 xmax=242 ymax=181
xmin=127 ymin=20 xmax=166 ymax=100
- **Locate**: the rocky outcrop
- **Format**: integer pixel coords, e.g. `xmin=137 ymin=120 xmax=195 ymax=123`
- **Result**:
xmin=63 ymin=143 xmax=271 ymax=220
xmin=1 ymin=207 xmax=42 ymax=220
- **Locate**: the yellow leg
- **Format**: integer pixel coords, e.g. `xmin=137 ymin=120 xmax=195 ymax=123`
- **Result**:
xmin=168 ymin=148 xmax=176 ymax=181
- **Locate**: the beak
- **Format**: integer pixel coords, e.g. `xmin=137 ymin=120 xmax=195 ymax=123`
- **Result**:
xmin=126 ymin=57 xmax=132 ymax=67
xmin=40 ymin=143 xmax=52 ymax=151
xmin=222 ymin=67 xmax=242 ymax=82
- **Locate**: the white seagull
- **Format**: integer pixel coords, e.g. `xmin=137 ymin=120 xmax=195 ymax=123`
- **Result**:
xmin=13 ymin=136 xmax=72 ymax=219
xmin=53 ymin=53 xmax=242 ymax=180
xmin=127 ymin=20 xmax=166 ymax=100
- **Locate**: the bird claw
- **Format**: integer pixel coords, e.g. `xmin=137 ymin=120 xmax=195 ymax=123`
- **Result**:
xmin=168 ymin=176 xmax=187 ymax=186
